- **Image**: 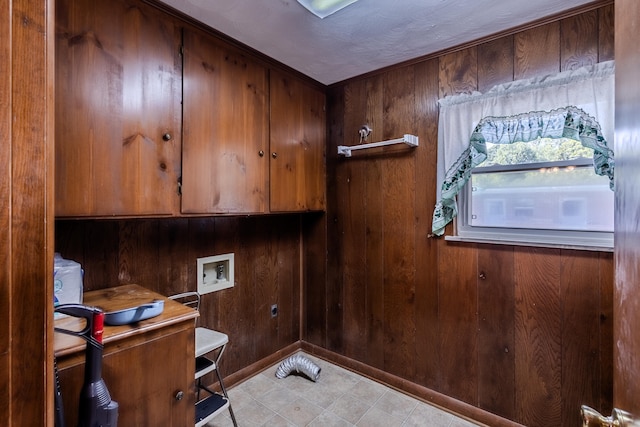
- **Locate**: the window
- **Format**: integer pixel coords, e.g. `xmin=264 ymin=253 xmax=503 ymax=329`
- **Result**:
xmin=431 ymin=61 xmax=615 ymax=250
xmin=454 ymin=137 xmax=614 ymax=249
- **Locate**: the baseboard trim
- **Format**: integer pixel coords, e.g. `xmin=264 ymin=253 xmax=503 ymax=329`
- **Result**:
xmin=300 ymin=342 xmax=524 ymax=427
xmin=222 ymin=341 xmax=302 ymax=388
xmin=218 ymin=340 xmax=523 ymax=427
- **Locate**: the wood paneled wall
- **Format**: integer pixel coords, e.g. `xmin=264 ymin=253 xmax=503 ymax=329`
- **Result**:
xmin=312 ymin=3 xmax=615 ymax=426
xmin=1 ymin=0 xmax=56 ymax=425
xmin=55 ymin=216 xmax=302 ymax=376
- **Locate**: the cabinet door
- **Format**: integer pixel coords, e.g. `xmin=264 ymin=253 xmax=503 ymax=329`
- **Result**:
xmin=270 ymin=70 xmax=326 ymax=212
xmin=55 ymin=0 xmax=182 ymax=216
xmin=57 ymin=324 xmax=195 ymax=427
xmin=181 ymin=28 xmax=269 ymax=214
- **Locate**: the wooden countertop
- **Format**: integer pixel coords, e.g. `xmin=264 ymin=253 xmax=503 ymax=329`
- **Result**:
xmin=54 ymin=284 xmax=198 ymax=357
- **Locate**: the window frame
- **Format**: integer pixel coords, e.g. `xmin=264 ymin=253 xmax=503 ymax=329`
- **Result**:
xmin=449 ymin=155 xmax=614 ymax=251
xmin=432 ymin=62 xmax=615 ymax=244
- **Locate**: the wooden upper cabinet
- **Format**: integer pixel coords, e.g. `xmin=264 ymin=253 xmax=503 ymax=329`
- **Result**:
xmin=181 ymin=28 xmax=269 ymax=214
xmin=55 ymin=0 xmax=182 ymax=217
xmin=55 ymin=0 xmax=325 ymax=217
xmin=269 ymin=70 xmax=326 ymax=212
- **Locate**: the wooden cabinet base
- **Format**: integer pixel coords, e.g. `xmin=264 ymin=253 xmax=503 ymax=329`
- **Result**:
xmin=55 ymin=285 xmax=197 ymax=426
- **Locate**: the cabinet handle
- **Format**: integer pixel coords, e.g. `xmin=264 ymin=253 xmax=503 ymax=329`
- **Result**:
xmin=272 ymin=152 xmax=278 ymax=159
xmin=174 ymin=390 xmax=184 ymax=401
xmin=581 ymin=405 xmax=638 ymax=426
xmin=162 ymin=133 xmax=172 ymax=141
xmin=259 ymin=150 xmax=265 ymax=157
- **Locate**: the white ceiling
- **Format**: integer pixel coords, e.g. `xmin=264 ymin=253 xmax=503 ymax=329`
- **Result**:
xmin=159 ymin=0 xmax=596 ymax=85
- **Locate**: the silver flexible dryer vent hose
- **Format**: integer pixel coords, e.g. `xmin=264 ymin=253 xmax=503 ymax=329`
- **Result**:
xmin=275 ymin=354 xmax=321 ymax=382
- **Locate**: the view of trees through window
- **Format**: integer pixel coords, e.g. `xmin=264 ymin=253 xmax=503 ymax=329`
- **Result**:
xmin=473 ymin=137 xmax=603 ymax=189
xmin=481 ymin=137 xmax=593 ymax=167
xmin=469 ymin=137 xmax=613 ymax=232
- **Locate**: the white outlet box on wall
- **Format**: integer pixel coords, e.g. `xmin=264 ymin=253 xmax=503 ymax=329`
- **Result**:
xmin=197 ymin=253 xmax=234 ymax=295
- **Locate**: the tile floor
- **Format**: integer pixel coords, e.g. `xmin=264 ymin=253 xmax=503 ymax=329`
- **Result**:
xmin=206 ymin=352 xmax=480 ymax=427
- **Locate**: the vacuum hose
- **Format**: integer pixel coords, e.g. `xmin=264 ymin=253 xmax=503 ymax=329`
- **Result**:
xmin=275 ymin=354 xmax=321 ymax=382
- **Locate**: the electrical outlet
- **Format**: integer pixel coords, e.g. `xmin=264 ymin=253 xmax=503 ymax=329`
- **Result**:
xmin=197 ymin=253 xmax=234 ymax=295
xmin=270 ymin=304 xmax=278 ymax=318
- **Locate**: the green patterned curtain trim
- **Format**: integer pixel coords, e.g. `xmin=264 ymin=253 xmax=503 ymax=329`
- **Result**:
xmin=431 ymin=106 xmax=615 ymax=236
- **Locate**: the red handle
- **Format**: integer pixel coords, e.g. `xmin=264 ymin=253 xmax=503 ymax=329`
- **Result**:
xmin=92 ymin=311 xmax=105 ymax=344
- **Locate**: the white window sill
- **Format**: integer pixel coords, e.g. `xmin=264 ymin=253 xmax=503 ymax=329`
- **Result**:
xmin=445 ymin=234 xmax=613 ymax=252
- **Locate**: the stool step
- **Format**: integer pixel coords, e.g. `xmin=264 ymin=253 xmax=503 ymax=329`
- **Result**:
xmin=195 ymin=393 xmax=229 ymax=427
xmin=195 ymin=356 xmax=216 ymax=379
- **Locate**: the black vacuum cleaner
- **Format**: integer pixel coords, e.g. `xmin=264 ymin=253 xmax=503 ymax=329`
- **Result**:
xmin=54 ymin=304 xmax=119 ymax=427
